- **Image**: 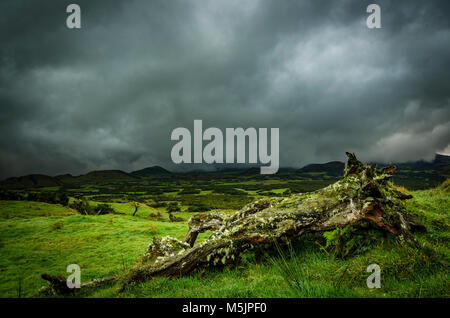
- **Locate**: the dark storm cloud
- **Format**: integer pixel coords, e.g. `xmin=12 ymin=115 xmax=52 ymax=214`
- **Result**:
xmin=0 ymin=0 xmax=449 ymax=178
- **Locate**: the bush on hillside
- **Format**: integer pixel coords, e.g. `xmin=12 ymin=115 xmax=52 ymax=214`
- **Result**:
xmin=0 ymin=190 xmax=69 ymax=206
xmin=94 ymin=203 xmax=115 ymax=215
xmin=27 ymin=192 xmax=69 ymax=206
xmin=166 ymin=202 xmax=181 ymax=212
xmin=0 ymin=190 xmax=26 ymax=201
xmin=69 ymin=198 xmax=115 ymax=215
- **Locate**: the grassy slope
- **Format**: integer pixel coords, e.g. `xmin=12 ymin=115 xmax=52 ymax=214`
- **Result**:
xmin=0 ymin=185 xmax=448 ymax=298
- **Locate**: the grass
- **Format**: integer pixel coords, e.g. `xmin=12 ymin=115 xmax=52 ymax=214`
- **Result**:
xmin=0 ymin=182 xmax=448 ymax=298
xmin=0 ymin=202 xmax=211 ymax=297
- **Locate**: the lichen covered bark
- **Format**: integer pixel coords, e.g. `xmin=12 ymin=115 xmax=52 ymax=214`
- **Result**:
xmin=121 ymin=153 xmax=422 ymax=289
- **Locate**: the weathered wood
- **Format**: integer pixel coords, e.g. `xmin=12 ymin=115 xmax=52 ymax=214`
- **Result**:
xmin=40 ymin=274 xmax=72 ymax=295
xmin=36 ymin=274 xmax=116 ymax=296
xmin=120 ymin=153 xmax=424 ymax=290
xmin=183 ymin=211 xmax=227 ymax=246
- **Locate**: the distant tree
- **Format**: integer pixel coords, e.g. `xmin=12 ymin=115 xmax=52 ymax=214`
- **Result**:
xmin=69 ymin=198 xmax=115 ymax=215
xmin=132 ymin=202 xmax=140 ymax=216
xmin=56 ymin=193 xmax=69 ymax=206
xmin=94 ymin=203 xmax=115 ymax=215
xmin=69 ymin=198 xmax=93 ymax=215
xmin=26 ymin=192 xmax=69 ymax=206
xmin=168 ymin=213 xmax=184 ymax=222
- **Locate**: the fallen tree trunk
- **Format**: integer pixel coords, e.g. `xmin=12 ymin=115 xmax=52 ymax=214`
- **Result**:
xmin=119 ymin=153 xmax=423 ymax=291
xmin=35 ymin=274 xmax=115 ymax=296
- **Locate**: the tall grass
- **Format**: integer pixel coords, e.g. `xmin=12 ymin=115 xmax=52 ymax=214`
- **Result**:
xmin=268 ymin=241 xmax=359 ymax=297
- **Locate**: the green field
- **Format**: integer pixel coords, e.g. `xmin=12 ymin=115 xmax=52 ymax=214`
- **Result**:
xmin=0 ymin=180 xmax=448 ymax=298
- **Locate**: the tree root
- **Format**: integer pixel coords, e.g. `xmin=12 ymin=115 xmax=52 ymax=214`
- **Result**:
xmin=34 ymin=274 xmax=115 ymax=297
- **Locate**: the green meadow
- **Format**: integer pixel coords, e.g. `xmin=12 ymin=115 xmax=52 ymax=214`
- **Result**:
xmin=0 ymin=179 xmax=448 ymax=298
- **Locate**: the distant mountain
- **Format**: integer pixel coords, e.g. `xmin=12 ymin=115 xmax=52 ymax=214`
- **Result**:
xmin=434 ymin=153 xmax=450 ymax=166
xmin=131 ymin=166 xmax=171 ymax=177
xmin=0 ymin=170 xmax=136 ymax=189
xmin=55 ymin=174 xmax=78 ymax=184
xmin=78 ymin=170 xmax=137 ymax=181
xmin=297 ymin=154 xmax=450 ymax=177
xmin=294 ymin=154 xmax=449 ymax=190
xmin=298 ymin=161 xmax=345 ymax=176
xmin=242 ymin=167 xmax=260 ymax=175
xmin=381 ymin=154 xmax=450 ymax=189
xmin=277 ymin=167 xmax=299 ymax=173
xmin=242 ymin=167 xmax=297 ymax=175
xmin=0 ymin=174 xmax=62 ymax=189
xmin=377 ymin=153 xmax=450 ymax=171
xmin=1 ymin=154 xmax=448 ymax=190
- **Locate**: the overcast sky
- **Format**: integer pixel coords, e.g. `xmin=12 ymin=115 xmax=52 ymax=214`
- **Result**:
xmin=1 ymin=0 xmax=449 ymax=178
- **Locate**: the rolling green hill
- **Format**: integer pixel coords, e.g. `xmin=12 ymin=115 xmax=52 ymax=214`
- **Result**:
xmin=0 ymin=180 xmax=448 ymax=298
xmin=0 ymin=174 xmax=62 ymax=190
xmin=298 ymin=161 xmax=345 ymax=176
xmin=131 ymin=166 xmax=172 ymax=177
xmin=77 ymin=170 xmax=137 ymax=182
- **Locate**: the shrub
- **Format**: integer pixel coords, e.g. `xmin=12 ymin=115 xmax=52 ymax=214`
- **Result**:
xmin=186 ymin=204 xmax=209 ymax=212
xmin=0 ymin=190 xmax=25 ymax=201
xmin=69 ymin=198 xmax=115 ymax=215
xmin=168 ymin=213 xmax=184 ymax=222
xmin=149 ymin=201 xmax=167 ymax=208
xmin=94 ymin=203 xmax=115 ymax=215
xmin=166 ymin=202 xmax=181 ymax=213
xmin=26 ymin=192 xmax=69 ymax=206
xmin=69 ymin=198 xmax=93 ymax=215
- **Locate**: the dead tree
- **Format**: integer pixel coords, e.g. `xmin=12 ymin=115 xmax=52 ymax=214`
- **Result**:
xmin=132 ymin=202 xmax=139 ymax=216
xmin=120 ymin=153 xmax=423 ymax=290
